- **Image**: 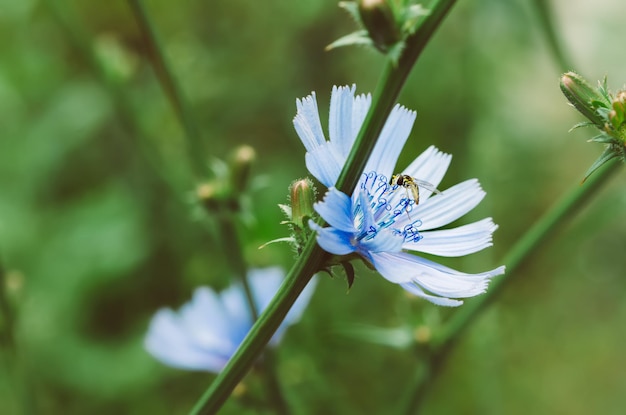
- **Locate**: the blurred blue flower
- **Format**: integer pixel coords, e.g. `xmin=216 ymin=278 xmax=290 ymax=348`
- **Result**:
xmin=294 ymin=85 xmax=504 ymax=306
xmin=144 ymin=267 xmax=316 ymax=372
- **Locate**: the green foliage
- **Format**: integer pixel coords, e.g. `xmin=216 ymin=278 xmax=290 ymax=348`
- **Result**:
xmin=1 ymin=1 xmax=626 ymax=414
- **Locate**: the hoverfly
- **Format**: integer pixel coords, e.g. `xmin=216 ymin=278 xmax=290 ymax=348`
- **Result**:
xmin=389 ymin=174 xmax=441 ymax=207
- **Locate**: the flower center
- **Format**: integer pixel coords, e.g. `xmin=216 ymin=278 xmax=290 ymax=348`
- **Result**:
xmin=355 ymin=171 xmax=424 ymax=244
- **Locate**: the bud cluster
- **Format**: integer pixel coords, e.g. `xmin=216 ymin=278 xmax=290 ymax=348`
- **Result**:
xmin=560 ymin=72 xmax=626 ymax=180
xmin=278 ymin=178 xmax=318 ymax=254
xmin=197 ymin=145 xmax=256 ymax=214
xmin=328 ymin=0 xmax=429 ymax=63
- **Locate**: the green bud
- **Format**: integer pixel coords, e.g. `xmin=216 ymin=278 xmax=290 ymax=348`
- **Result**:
xmin=413 ymin=325 xmax=431 ymax=345
xmin=290 ymin=178 xmax=316 ymax=229
xmin=94 ymin=34 xmax=138 ymax=83
xmin=609 ymin=90 xmax=626 ymax=133
xmin=560 ymin=72 xmax=607 ymax=127
xmin=196 ymin=182 xmax=221 ymax=212
xmin=229 ymin=145 xmax=256 ymax=194
xmin=358 ymin=0 xmax=401 ymax=52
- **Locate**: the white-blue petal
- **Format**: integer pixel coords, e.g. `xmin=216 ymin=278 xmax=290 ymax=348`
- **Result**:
xmin=305 ymin=144 xmax=344 ymax=188
xmin=245 ymin=267 xmax=283 ymax=310
xmin=404 ymin=254 xmax=504 ymax=298
xmin=293 ymin=92 xmax=326 ymax=151
xmin=364 ymin=104 xmax=417 ymax=178
xmin=403 ymin=218 xmax=498 ymax=257
xmin=314 ymin=188 xmax=355 ymax=232
xmin=329 ymin=85 xmax=356 ymax=157
xmin=402 ymin=145 xmax=451 ymax=201
xmin=180 ymin=288 xmax=242 ymax=354
xmin=368 ymin=251 xmax=416 ymax=283
xmin=361 ymin=228 xmax=404 ymax=254
xmin=271 ymin=275 xmax=318 ymax=345
xmin=412 ymin=179 xmax=486 ymax=230
xmin=144 ymin=268 xmax=316 ymax=373
xmin=310 ymin=220 xmax=356 ymax=255
xmin=399 ymin=282 xmax=464 ymax=307
xmin=351 ymin=93 xmax=372 ymax=152
xmin=370 ymin=251 xmax=504 ymax=301
xmin=144 ymin=308 xmax=230 ymax=372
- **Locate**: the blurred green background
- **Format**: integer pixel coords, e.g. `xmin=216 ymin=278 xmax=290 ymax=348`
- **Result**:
xmin=1 ymin=0 xmax=626 ymax=414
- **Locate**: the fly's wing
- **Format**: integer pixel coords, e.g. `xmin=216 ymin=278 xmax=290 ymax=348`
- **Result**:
xmin=414 ymin=179 xmax=441 ymax=195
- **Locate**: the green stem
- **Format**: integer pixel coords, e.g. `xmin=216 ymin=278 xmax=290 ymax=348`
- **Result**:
xmin=0 ymin=259 xmax=15 ymax=353
xmin=189 ymin=1 xmax=458 ymax=413
xmin=402 ymin=159 xmax=621 ymax=414
xmin=217 ymin=214 xmax=258 ymax=320
xmin=0 ymin=256 xmax=35 ymax=415
xmin=336 ymin=0 xmax=457 ymax=195
xmin=44 ymin=0 xmax=183 ymax=198
xmin=259 ymin=350 xmax=289 ymax=415
xmin=530 ymin=0 xmax=572 ymax=70
xmin=127 ymin=0 xmax=209 ymax=179
xmin=215 ymin=212 xmax=290 ymax=413
xmin=189 ymin=238 xmax=326 ymax=415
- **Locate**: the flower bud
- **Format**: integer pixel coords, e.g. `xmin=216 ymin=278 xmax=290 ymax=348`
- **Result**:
xmin=229 ymin=145 xmax=256 ymax=194
xmin=413 ymin=325 xmax=431 ymax=345
xmin=290 ymin=178 xmax=316 ymax=229
xmin=609 ymin=90 xmax=626 ymax=133
xmin=560 ymin=72 xmax=607 ymax=127
xmin=359 ymin=0 xmax=400 ymax=51
xmin=196 ymin=182 xmax=221 ymax=212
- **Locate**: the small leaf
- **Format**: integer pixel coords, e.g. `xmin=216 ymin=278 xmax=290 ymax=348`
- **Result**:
xmin=568 ymin=121 xmax=595 ymax=132
xmin=587 ymin=133 xmax=615 ymax=144
xmin=334 ymin=324 xmax=414 ymax=349
xmin=341 ymin=261 xmax=356 ymax=290
xmin=258 ymin=237 xmax=295 ymax=250
xmin=326 ymin=30 xmax=373 ymax=51
xmin=278 ymin=203 xmax=292 ymax=218
xmin=582 ymin=146 xmax=619 ymax=183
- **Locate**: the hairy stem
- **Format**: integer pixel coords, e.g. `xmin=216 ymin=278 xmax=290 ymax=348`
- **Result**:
xmin=189 ymin=0 xmax=458 ymax=413
xmin=402 ymin=159 xmax=621 ymax=414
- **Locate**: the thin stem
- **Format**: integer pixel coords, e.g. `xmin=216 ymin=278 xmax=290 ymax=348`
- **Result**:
xmin=0 ymin=259 xmax=15 ymax=353
xmin=127 ymin=0 xmax=209 ymax=179
xmin=217 ymin=214 xmax=258 ymax=320
xmin=188 ymin=1 xmax=458 ymax=413
xmin=43 ymin=0 xmax=183 ymax=198
xmin=403 ymin=159 xmax=621 ymax=414
xmin=189 ymin=238 xmax=326 ymax=415
xmin=530 ymin=0 xmax=572 ymax=70
xmin=215 ymin=212 xmax=290 ymax=413
xmin=0 ymin=255 xmax=35 ymax=415
xmin=336 ymin=0 xmax=457 ymax=195
xmin=259 ymin=350 xmax=289 ymax=415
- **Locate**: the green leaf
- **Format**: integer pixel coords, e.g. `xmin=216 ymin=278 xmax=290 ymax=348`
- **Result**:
xmin=582 ymin=146 xmax=620 ymax=182
xmin=326 ymin=30 xmax=374 ymax=51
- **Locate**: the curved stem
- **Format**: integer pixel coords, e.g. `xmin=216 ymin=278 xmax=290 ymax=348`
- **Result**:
xmin=530 ymin=0 xmax=572 ymax=70
xmin=402 ymin=159 xmax=621 ymax=414
xmin=188 ymin=1 xmax=458 ymax=413
xmin=43 ymin=0 xmax=184 ymax=200
xmin=259 ymin=350 xmax=289 ymax=415
xmin=127 ymin=0 xmax=209 ymax=179
xmin=189 ymin=238 xmax=325 ymax=415
xmin=336 ymin=0 xmax=457 ymax=195
xmin=216 ymin=214 xmax=258 ymax=320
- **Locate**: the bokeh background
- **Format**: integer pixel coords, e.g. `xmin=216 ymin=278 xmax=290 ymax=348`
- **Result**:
xmin=1 ymin=0 xmax=626 ymax=414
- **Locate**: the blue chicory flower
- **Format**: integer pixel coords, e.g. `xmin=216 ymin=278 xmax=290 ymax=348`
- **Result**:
xmin=293 ymin=85 xmax=505 ymax=306
xmin=144 ymin=267 xmax=316 ymax=372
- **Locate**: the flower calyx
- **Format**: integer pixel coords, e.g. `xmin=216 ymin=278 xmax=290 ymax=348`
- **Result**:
xmin=327 ymin=0 xmax=429 ymax=64
xmin=197 ymin=145 xmax=257 ymax=214
xmin=261 ymin=178 xmax=318 ymax=254
xmin=560 ymin=72 xmax=626 ymax=181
